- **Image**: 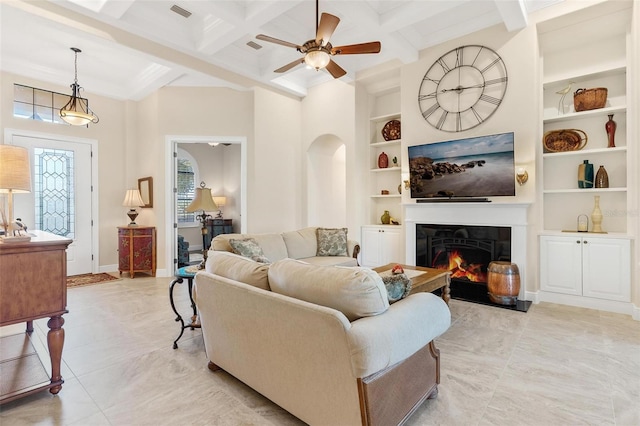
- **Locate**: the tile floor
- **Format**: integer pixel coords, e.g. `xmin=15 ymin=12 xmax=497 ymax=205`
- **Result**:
xmin=1 ymin=275 xmax=638 ymax=425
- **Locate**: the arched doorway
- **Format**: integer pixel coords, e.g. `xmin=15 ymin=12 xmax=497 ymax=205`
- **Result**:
xmin=307 ymin=135 xmax=346 ymax=227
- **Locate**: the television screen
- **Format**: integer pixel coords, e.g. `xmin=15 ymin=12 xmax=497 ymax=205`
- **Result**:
xmin=408 ymin=132 xmax=515 ymax=199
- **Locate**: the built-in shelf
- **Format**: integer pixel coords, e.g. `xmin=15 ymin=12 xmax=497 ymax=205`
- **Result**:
xmin=543 ymin=105 xmax=626 ymax=123
xmin=371 ymin=140 xmax=401 ymax=148
xmin=542 ymin=65 xmax=626 ymax=88
xmin=370 ymin=167 xmax=401 ymax=173
xmin=542 ymin=146 xmax=627 ymax=158
xmin=370 ymin=112 xmax=400 ymax=123
xmin=543 ymin=187 xmax=627 ymax=194
xmin=370 ymin=194 xmax=402 ymax=199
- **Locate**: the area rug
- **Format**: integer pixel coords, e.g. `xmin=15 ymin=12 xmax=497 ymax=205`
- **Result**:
xmin=67 ymin=273 xmax=121 ymax=288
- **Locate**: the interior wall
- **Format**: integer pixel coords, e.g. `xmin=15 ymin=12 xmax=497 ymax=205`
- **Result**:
xmin=0 ymin=70 xmax=129 ymax=271
xmin=252 ymin=87 xmax=303 ymax=234
xmin=301 ymin=80 xmax=358 ymax=237
xmin=307 ymin=136 xmax=346 ymax=227
xmin=400 ymin=24 xmax=539 ymax=295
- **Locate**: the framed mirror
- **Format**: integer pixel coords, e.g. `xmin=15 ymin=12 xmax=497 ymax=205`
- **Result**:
xmin=138 ymin=177 xmax=153 ymax=208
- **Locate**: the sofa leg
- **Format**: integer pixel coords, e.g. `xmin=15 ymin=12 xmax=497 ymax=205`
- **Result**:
xmin=427 ymin=386 xmax=438 ymax=399
xmin=208 ymin=361 xmax=222 ymax=372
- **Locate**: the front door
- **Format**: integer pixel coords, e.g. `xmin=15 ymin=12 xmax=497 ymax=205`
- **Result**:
xmin=9 ymin=133 xmax=93 ymax=276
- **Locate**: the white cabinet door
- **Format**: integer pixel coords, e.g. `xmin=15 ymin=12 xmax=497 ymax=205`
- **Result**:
xmin=361 ymin=226 xmax=403 ymax=267
xmin=539 ymin=236 xmax=582 ymax=296
xmin=361 ymin=227 xmax=382 ymax=267
xmin=379 ymin=227 xmax=402 ymax=265
xmin=582 ymin=238 xmax=631 ymax=302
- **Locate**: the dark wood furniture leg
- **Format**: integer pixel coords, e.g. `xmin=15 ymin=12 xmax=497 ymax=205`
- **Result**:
xmin=47 ymin=315 xmax=65 ymax=394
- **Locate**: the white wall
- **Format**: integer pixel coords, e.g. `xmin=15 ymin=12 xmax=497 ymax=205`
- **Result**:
xmin=301 ymin=80 xmax=358 ymax=238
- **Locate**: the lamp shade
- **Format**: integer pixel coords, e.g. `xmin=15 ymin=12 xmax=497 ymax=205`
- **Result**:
xmin=0 ymin=145 xmax=31 ymax=193
xmin=122 ymin=189 xmax=145 ymax=207
xmin=186 ymin=187 xmax=218 ymax=212
xmin=213 ymin=196 xmax=226 ymax=208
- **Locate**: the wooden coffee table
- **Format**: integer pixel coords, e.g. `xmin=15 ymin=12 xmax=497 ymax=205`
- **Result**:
xmin=373 ymin=263 xmax=451 ymax=305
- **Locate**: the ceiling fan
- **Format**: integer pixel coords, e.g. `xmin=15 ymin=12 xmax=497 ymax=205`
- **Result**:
xmin=256 ymin=0 xmax=381 ymax=79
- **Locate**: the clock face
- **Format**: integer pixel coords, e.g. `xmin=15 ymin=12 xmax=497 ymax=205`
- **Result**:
xmin=418 ymin=45 xmax=508 ymax=132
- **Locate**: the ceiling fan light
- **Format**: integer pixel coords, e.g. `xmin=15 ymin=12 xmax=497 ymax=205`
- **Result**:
xmin=305 ymin=49 xmax=330 ymax=70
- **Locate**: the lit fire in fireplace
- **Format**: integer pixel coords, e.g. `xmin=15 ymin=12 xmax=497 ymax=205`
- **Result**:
xmin=434 ymin=249 xmax=487 ymax=282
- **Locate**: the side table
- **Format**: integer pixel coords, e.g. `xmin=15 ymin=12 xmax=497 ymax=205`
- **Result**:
xmin=169 ymin=265 xmax=201 ymax=349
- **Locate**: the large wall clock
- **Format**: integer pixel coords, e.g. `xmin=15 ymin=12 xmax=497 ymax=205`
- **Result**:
xmin=418 ymin=45 xmax=508 ymax=132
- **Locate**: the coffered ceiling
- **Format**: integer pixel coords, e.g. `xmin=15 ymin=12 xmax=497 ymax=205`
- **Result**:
xmin=0 ymin=0 xmax=562 ymax=100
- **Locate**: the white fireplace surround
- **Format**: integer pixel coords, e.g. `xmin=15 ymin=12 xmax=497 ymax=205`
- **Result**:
xmin=404 ymin=202 xmax=530 ymax=301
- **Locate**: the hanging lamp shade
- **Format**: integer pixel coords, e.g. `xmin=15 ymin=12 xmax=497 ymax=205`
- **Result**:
xmin=59 ymin=47 xmax=99 ymax=126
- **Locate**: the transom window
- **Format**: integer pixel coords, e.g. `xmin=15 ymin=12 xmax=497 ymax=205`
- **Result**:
xmin=13 ymin=84 xmax=81 ymax=125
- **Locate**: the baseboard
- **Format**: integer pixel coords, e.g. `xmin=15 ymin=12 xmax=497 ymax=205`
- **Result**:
xmin=533 ymin=291 xmax=636 ymax=319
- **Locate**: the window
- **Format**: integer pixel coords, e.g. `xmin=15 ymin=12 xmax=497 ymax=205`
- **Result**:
xmin=34 ymin=147 xmax=75 ymax=237
xmin=13 ymin=84 xmax=77 ymax=125
xmin=177 ymin=150 xmax=197 ymax=224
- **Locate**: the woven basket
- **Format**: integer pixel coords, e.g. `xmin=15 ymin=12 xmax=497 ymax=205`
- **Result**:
xmin=543 ymin=129 xmax=588 ymax=153
xmin=573 ymin=88 xmax=607 ymax=112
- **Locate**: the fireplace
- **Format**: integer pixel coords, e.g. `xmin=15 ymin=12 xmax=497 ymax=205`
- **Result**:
xmin=404 ymin=203 xmax=531 ymax=311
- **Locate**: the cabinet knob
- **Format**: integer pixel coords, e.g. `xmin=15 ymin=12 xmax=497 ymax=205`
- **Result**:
xmin=576 ymin=240 xmax=580 ymax=244
xmin=583 ymin=240 xmax=588 ymax=244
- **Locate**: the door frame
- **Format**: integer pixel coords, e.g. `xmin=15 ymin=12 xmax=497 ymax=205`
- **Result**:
xmin=4 ymin=128 xmax=100 ymax=274
xmin=164 ymin=135 xmax=247 ymax=273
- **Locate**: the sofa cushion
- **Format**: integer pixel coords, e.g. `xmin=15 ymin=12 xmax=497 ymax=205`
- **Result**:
xmin=316 ymin=227 xmax=348 ymax=257
xmin=229 ymin=238 xmax=270 ymax=263
xmin=268 ymin=259 xmax=389 ymax=321
xmin=206 ymin=251 xmax=270 ymax=290
xmin=281 ymin=227 xmax=318 ymax=259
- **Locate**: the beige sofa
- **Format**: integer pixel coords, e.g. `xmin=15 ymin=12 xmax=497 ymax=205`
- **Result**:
xmin=195 ymin=251 xmax=451 ymax=425
xmin=210 ymin=226 xmax=360 ymax=267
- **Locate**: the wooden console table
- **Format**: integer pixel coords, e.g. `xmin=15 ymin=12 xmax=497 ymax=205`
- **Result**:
xmin=0 ymin=230 xmax=72 ymax=403
xmin=373 ymin=263 xmax=451 ymax=305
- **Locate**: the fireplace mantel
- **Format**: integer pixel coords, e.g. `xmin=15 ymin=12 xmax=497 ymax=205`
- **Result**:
xmin=404 ymin=202 xmax=531 ymax=300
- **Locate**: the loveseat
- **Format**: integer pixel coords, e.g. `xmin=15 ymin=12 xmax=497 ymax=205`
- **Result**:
xmin=210 ymin=226 xmax=360 ymax=267
xmin=195 ymin=251 xmax=451 ymax=425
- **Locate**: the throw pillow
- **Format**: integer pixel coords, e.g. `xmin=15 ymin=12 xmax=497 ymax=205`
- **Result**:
xmin=268 ymin=259 xmax=388 ymax=321
xmin=316 ymin=227 xmax=348 ymax=257
xmin=229 ymin=238 xmax=270 ymax=264
xmin=380 ymin=273 xmax=412 ymax=303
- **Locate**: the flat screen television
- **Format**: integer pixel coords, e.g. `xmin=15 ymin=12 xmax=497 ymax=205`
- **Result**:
xmin=408 ymin=132 xmax=515 ymax=199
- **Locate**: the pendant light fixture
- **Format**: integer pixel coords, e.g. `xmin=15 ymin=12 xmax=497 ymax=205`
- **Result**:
xmin=59 ymin=47 xmax=99 ymax=126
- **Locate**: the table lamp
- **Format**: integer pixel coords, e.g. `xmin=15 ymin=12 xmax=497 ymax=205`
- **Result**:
xmin=0 ymin=145 xmax=32 ymax=241
xmin=186 ymin=182 xmax=218 ymax=268
xmin=213 ymin=196 xmax=226 ymax=218
xmin=122 ymin=189 xmax=145 ymax=226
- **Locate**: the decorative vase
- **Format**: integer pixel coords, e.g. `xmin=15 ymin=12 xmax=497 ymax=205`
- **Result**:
xmin=577 ymin=160 xmax=593 ymax=188
xmin=378 ymin=152 xmax=389 ymax=169
xmin=605 ymin=114 xmax=616 ymax=148
xmin=595 ymin=165 xmax=609 ymax=188
xmin=381 ymin=210 xmax=391 ymax=225
xmin=591 ymin=195 xmax=603 ymax=233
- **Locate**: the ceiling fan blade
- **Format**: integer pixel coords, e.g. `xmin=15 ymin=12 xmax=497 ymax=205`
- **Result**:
xmin=316 ymin=13 xmax=340 ymax=46
xmin=331 ymin=41 xmax=381 ymax=55
xmin=256 ymin=34 xmax=301 ymax=50
xmin=274 ymin=58 xmax=305 ymax=73
xmin=325 ymin=59 xmax=347 ymax=79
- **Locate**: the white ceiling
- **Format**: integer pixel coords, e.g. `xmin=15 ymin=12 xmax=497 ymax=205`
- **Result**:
xmin=0 ymin=0 xmax=563 ymax=100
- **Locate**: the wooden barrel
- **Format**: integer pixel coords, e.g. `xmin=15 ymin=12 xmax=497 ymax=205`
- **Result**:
xmin=487 ymin=261 xmax=520 ymax=305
